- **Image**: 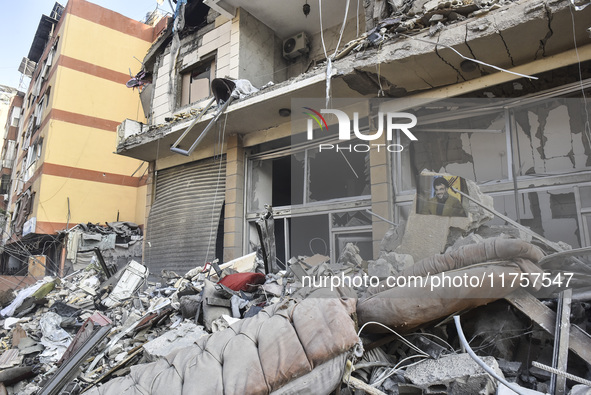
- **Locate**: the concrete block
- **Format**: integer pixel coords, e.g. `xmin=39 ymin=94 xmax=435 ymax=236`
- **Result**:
xmin=225 ymin=188 xmax=243 ymax=204
xmin=225 ymin=174 xmax=239 ymax=190
xmin=368 ymin=259 xmax=393 ymax=279
xmin=198 ymin=40 xmax=219 ymax=58
xmin=216 ymin=20 xmax=231 ymax=36
xmin=223 ymin=218 xmax=241 ymax=233
xmin=143 ymin=321 xmax=207 ymax=362
xmin=181 ymin=51 xmax=200 ymax=69
xmin=371 ymin=183 xmax=389 ymax=201
xmin=201 ymin=29 xmax=218 ymax=46
xmin=404 ymin=353 xmax=504 ymax=394
xmin=228 ymin=67 xmax=239 ymax=79
xmin=224 ymin=203 xmax=243 ymax=218
xmin=371 ymin=201 xmax=390 ymax=220
xmin=152 ymin=93 xmax=169 ymax=109
xmin=396 ymin=201 xmax=470 ymax=261
xmin=497 ymin=359 xmax=522 ymax=377
xmin=216 ymin=66 xmax=230 ymax=79
xmin=379 ymin=222 xmax=406 ymax=253
xmin=223 ymin=232 xmax=241 ymax=248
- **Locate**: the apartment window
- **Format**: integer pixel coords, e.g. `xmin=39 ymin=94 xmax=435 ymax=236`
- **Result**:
xmin=10 ymin=107 xmax=21 ymax=127
xmin=0 ymin=174 xmax=10 ymax=195
xmin=180 ymin=58 xmax=216 ymax=107
xmin=23 ymin=138 xmax=42 ymax=182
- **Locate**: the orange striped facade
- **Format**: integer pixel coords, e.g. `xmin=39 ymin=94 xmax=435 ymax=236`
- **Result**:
xmin=9 ymin=0 xmax=163 ymax=237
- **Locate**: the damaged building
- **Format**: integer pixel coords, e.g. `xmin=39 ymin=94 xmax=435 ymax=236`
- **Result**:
xmin=116 ymin=0 xmax=591 ymax=273
xmin=1 ymin=0 xmax=591 ymax=394
xmin=0 ymin=1 xmax=168 ymax=279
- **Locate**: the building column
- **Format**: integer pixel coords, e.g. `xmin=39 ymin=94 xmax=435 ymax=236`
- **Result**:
xmin=369 ymin=133 xmax=394 ymax=258
xmin=223 ymin=134 xmax=245 ymax=262
xmin=141 ymin=161 xmax=156 ymax=262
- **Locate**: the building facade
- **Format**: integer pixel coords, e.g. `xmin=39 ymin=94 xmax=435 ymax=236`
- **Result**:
xmin=0 ymin=90 xmax=24 ymax=215
xmin=1 ymin=0 xmax=167 ymax=276
xmin=116 ymin=0 xmax=591 ymax=276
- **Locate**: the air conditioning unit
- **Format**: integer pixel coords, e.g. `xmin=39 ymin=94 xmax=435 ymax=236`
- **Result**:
xmin=283 ymin=32 xmax=310 ymax=59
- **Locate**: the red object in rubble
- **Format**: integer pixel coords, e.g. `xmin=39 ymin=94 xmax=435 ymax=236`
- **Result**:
xmin=218 ymin=272 xmax=266 ymax=292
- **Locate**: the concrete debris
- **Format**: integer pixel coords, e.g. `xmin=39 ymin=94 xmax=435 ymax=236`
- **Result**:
xmin=404 ymin=353 xmax=503 ymax=394
xmin=142 ymin=321 xmax=207 ymax=362
xmin=0 ymin=180 xmax=590 ymax=394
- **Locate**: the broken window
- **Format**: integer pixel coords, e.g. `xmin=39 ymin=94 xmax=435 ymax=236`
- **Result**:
xmin=395 ymin=105 xmax=509 ymax=193
xmin=33 ymin=90 xmax=49 ymax=129
xmin=180 ymin=58 xmax=216 ymax=107
xmin=487 ymin=188 xmax=582 ymax=248
xmin=23 ymin=138 xmax=43 ymax=182
xmin=249 ymin=154 xmax=304 ymax=213
xmin=307 ymin=147 xmax=370 ymax=202
xmin=512 ymin=98 xmax=591 ymax=175
xmin=247 ymin=137 xmax=372 ymax=263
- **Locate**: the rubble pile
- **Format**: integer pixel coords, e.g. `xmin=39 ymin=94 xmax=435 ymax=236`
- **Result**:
xmin=1 ymin=177 xmax=591 ymax=394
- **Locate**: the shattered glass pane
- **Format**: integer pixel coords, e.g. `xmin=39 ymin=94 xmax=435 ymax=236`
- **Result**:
xmin=307 ymin=145 xmax=370 ymax=202
xmin=331 ymin=210 xmax=372 ymax=227
xmin=334 ymin=232 xmax=373 ymax=262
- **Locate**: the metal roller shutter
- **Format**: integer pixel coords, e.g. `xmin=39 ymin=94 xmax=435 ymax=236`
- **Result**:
xmin=145 ymin=156 xmax=226 ymax=276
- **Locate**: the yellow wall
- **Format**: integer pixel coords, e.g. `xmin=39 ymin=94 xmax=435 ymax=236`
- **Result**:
xmin=31 ymin=9 xmax=154 ymax=228
xmin=42 ymin=120 xmax=141 ymax=175
xmin=36 ymin=174 xmax=140 ymax=224
xmin=51 ymin=67 xmax=145 ymax=123
xmin=60 ymin=14 xmax=152 ymax=75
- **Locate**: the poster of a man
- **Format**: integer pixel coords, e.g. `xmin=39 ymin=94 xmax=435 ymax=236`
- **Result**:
xmin=417 ymin=175 xmax=467 ymax=217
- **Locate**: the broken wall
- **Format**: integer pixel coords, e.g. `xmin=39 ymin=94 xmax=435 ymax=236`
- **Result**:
xmin=393 ymin=95 xmax=591 ymax=249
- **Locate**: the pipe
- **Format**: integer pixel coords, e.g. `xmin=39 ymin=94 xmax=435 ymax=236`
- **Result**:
xmin=454 ymin=316 xmax=528 ymax=395
xmin=365 ymin=209 xmax=397 ymax=226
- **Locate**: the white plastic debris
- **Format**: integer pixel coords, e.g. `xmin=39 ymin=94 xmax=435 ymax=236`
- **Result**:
xmin=39 ymin=312 xmax=72 ymax=363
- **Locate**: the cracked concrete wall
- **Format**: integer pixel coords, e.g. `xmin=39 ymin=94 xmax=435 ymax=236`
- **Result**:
xmin=408 ymin=129 xmax=508 ymax=186
xmin=237 ymin=9 xmax=285 ymax=88
xmin=287 ymin=15 xmax=363 ymax=80
xmin=150 ymin=18 xmax=233 ymax=125
xmin=491 ymin=188 xmax=580 ymax=248
xmin=152 ymin=52 xmax=172 ymax=125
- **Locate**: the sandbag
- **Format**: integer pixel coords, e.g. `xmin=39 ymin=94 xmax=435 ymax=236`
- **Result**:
xmin=86 ymin=292 xmax=359 ymax=395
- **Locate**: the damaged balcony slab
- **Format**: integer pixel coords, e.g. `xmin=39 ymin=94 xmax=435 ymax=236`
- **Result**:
xmin=117 ymin=0 xmax=591 ymax=163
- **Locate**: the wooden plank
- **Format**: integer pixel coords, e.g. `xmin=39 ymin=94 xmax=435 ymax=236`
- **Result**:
xmin=505 ymin=289 xmax=591 ymax=365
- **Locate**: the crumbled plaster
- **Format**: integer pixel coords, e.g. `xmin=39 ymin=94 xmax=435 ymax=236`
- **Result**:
xmin=513 ymin=101 xmax=590 ymax=175
xmin=120 ymin=0 xmax=589 ymax=154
